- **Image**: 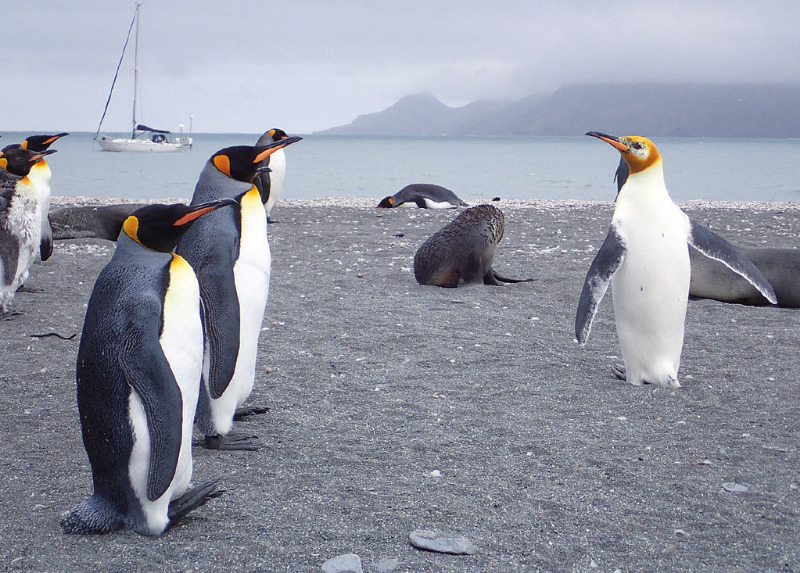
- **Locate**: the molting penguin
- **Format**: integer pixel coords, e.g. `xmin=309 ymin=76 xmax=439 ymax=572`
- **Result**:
xmin=1 ymin=132 xmax=69 ymax=261
xmin=0 ymin=147 xmax=56 ymax=315
xmin=614 ymin=157 xmax=800 ymax=308
xmin=60 ymin=199 xmax=234 ymax=536
xmin=177 ymin=137 xmax=301 ymax=451
xmin=253 ymin=128 xmax=300 ymax=222
xmin=414 ymin=204 xmax=534 ymax=287
xmin=575 ymin=132 xmax=777 ymax=387
xmin=378 ymin=183 xmax=468 ymax=209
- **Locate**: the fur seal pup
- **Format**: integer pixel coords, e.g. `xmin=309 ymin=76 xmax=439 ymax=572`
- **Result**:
xmin=414 ymin=204 xmax=533 ymax=287
xmin=616 ymin=157 xmax=799 ymax=308
xmin=378 ymin=184 xmax=468 ymax=209
xmin=577 ymin=132 xmax=776 ymax=387
xmin=50 ymin=204 xmax=146 ymax=241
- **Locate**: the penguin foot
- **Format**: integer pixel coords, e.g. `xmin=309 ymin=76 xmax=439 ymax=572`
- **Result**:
xmin=18 ymin=285 xmax=44 ymax=293
xmin=167 ymin=477 xmax=225 ymax=529
xmin=204 ymin=432 xmax=262 ymax=451
xmin=611 ymin=364 xmax=627 ymax=381
xmin=1 ymin=310 xmax=22 ymax=321
xmin=233 ymin=406 xmax=270 ymax=421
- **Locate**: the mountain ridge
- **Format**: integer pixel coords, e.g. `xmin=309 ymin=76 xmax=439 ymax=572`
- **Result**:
xmin=316 ymin=83 xmax=800 ymax=138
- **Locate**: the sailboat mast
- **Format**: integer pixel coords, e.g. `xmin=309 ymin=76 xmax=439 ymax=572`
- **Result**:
xmin=131 ymin=3 xmax=141 ymax=139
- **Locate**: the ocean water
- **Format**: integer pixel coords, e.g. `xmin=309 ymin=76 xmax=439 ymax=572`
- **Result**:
xmin=7 ymin=132 xmax=800 ymax=203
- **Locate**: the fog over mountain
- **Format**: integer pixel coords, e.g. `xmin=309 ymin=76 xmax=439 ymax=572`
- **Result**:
xmin=317 ymin=84 xmax=800 ymax=138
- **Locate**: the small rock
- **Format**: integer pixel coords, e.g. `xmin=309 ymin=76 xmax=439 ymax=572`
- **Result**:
xmin=368 ymin=558 xmax=400 ymax=572
xmin=409 ymin=529 xmax=477 ymax=555
xmin=722 ymin=482 xmax=748 ymax=493
xmin=321 ymin=554 xmax=363 ymax=573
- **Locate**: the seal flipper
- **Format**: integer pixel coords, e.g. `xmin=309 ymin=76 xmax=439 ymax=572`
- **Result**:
xmin=575 ymin=226 xmax=626 ymax=344
xmin=197 ymin=262 xmax=241 ymax=399
xmin=484 ymin=268 xmax=536 ymax=285
xmin=166 ymin=477 xmax=224 ymax=529
xmin=688 ymin=219 xmax=777 ymax=305
xmin=118 ymin=322 xmax=183 ymax=502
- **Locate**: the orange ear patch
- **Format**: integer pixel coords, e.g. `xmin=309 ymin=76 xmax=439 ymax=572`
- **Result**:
xmin=213 ymin=154 xmax=232 ymax=177
xmin=122 ymin=216 xmax=143 ymax=245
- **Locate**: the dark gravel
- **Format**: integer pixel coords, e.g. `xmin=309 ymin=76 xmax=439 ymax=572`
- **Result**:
xmin=1 ymin=201 xmax=798 ymax=572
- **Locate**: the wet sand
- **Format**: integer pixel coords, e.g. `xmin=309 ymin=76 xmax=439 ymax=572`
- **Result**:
xmin=1 ymin=199 xmax=798 ymax=572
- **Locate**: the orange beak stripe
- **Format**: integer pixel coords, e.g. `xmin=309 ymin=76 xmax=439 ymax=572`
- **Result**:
xmin=174 ymin=205 xmax=218 ymax=226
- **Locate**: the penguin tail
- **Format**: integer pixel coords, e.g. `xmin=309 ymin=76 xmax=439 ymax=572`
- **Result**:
xmin=59 ymin=495 xmax=125 ymax=534
xmin=166 ymin=477 xmax=225 ymax=530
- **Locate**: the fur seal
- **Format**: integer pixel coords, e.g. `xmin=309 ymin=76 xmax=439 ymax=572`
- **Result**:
xmin=378 ymin=184 xmax=468 ymax=209
xmin=49 ymin=204 xmax=146 ymax=241
xmin=413 ymin=204 xmax=533 ymax=287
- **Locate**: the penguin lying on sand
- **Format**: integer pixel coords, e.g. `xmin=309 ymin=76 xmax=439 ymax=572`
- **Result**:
xmin=177 ymin=137 xmax=301 ymax=451
xmin=378 ymin=183 xmax=468 ymax=209
xmin=576 ymin=132 xmax=776 ymax=387
xmin=0 ymin=147 xmax=56 ymax=315
xmin=1 ymin=133 xmax=68 ymax=261
xmin=414 ymin=204 xmax=534 ymax=287
xmin=615 ymin=157 xmax=800 ymax=309
xmin=60 ymin=200 xmax=234 ymax=536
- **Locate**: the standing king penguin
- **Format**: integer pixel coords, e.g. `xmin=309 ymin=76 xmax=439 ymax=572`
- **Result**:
xmin=177 ymin=137 xmax=301 ymax=451
xmin=60 ymin=199 xmax=235 ymax=536
xmin=576 ymin=132 xmax=776 ymax=387
xmin=0 ymin=147 xmax=56 ymax=315
xmin=1 ymin=133 xmax=68 ymax=261
xmin=253 ymin=128 xmax=296 ymax=223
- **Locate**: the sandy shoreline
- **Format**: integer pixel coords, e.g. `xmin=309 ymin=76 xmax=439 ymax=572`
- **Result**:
xmin=1 ymin=201 xmax=798 ymax=572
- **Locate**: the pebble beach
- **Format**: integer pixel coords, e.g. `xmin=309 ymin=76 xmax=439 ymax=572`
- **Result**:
xmin=1 ymin=198 xmax=799 ymax=572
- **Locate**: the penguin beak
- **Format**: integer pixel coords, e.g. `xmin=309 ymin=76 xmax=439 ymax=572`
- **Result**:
xmin=44 ymin=133 xmax=69 ymax=145
xmin=31 ymin=150 xmax=58 ymax=162
xmin=586 ymin=131 xmax=629 ymax=153
xmin=253 ymin=135 xmax=303 ymax=162
xmin=173 ymin=198 xmax=237 ymax=226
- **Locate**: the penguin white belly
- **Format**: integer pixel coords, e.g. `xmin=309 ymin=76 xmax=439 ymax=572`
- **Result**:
xmin=264 ymin=150 xmax=285 ymax=218
xmin=7 ymin=186 xmax=41 ymax=288
xmin=128 ymin=255 xmax=202 ymax=534
xmin=212 ymin=189 xmax=270 ymax=433
xmin=423 ymin=198 xmax=458 ymax=209
xmin=611 ymin=216 xmax=690 ymax=387
xmin=30 ymin=166 xmax=52 ymax=241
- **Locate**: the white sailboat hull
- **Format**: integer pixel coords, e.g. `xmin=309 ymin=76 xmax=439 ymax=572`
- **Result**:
xmin=95 ymin=135 xmax=192 ymax=153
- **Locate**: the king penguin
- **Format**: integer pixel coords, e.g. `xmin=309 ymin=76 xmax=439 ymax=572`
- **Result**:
xmin=60 ymin=199 xmax=235 ymax=536
xmin=177 ymin=137 xmax=301 ymax=451
xmin=575 ymin=132 xmax=776 ymax=387
xmin=1 ymin=133 xmax=68 ymax=261
xmin=253 ymin=128 xmax=299 ymax=222
xmin=0 ymin=147 xmax=56 ymax=315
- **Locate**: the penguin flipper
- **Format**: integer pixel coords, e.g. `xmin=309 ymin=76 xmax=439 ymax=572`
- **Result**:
xmin=688 ymin=218 xmax=777 ymax=305
xmin=197 ymin=262 xmax=241 ymax=399
xmin=118 ymin=321 xmax=184 ymax=502
xmin=166 ymin=477 xmax=224 ymax=530
xmin=576 ymin=226 xmax=626 ymax=344
xmin=40 ymin=215 xmax=53 ymax=261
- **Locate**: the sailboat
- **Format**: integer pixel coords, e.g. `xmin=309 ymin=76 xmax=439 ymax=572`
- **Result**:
xmin=94 ymin=3 xmax=192 ymax=152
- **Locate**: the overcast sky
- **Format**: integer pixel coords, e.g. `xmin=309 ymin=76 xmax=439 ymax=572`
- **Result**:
xmin=2 ymin=1 xmax=799 ymax=134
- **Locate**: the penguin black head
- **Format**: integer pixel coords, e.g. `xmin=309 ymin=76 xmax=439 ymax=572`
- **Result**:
xmin=122 ymin=199 xmax=237 ymax=253
xmin=211 ymin=136 xmax=302 ymax=183
xmin=0 ymin=148 xmax=57 ymax=177
xmin=22 ymin=133 xmax=69 ymax=152
xmin=377 ymin=197 xmax=394 ymax=208
xmin=268 ymin=128 xmax=288 ymax=142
